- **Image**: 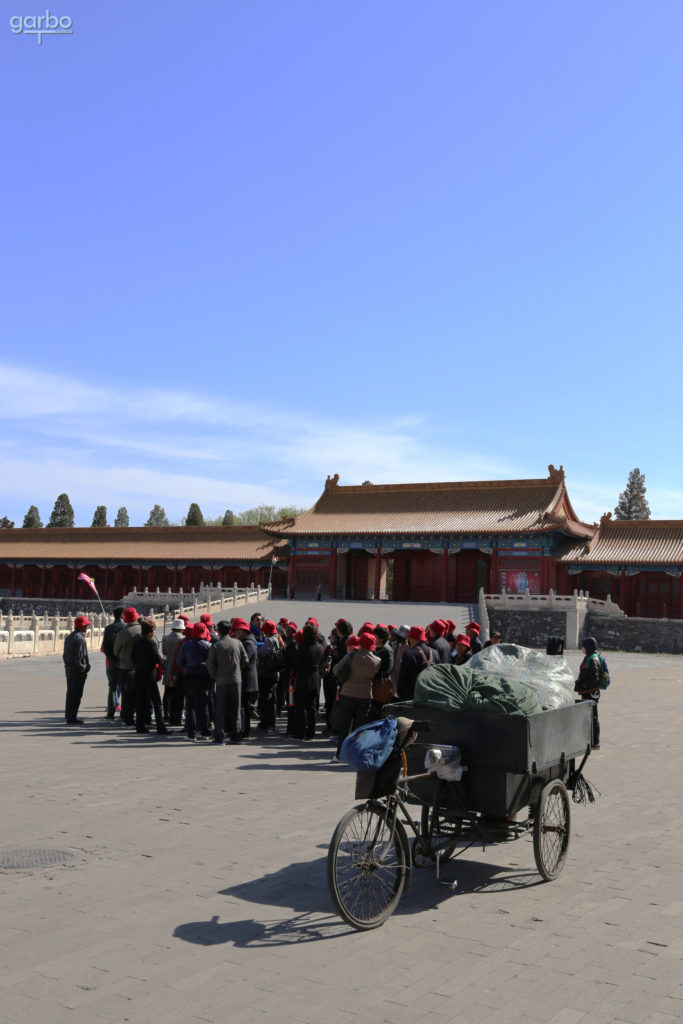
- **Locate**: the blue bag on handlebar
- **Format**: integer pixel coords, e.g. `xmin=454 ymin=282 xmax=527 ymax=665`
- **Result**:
xmin=340 ymin=717 xmax=398 ymax=772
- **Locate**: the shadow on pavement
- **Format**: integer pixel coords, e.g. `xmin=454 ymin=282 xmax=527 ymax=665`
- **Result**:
xmin=174 ymin=846 xmax=545 ymax=947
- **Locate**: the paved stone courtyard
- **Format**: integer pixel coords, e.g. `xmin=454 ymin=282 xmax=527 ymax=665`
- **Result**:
xmin=1 ymin=599 xmax=682 ymax=1024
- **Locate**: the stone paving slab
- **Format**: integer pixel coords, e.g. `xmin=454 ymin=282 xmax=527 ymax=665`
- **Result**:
xmin=1 ymin=617 xmax=682 ymax=1024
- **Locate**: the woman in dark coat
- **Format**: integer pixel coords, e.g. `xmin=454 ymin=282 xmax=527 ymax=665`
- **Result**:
xmin=292 ymin=623 xmax=324 ymax=740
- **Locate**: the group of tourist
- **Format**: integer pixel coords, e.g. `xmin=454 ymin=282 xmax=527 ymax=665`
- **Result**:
xmin=61 ymin=607 xmax=502 ymax=756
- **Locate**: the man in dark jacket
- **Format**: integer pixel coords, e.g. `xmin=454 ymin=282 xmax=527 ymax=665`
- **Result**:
xmin=113 ymin=607 xmax=142 ymax=727
xmin=574 ymin=636 xmax=602 ymax=749
xmin=397 ymin=626 xmax=434 ymax=702
xmin=63 ymin=615 xmax=91 ymax=724
xmin=232 ymin=617 xmax=258 ymax=738
xmin=130 ymin=618 xmax=168 ymax=735
xmin=177 ymin=622 xmax=212 ymax=741
xmin=101 ymin=606 xmax=124 ymax=720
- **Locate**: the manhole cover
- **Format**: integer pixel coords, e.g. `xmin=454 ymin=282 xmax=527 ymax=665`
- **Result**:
xmin=0 ymin=848 xmax=75 ymax=869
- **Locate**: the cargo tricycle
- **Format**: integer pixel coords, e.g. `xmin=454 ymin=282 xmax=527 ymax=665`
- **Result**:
xmin=327 ymin=700 xmax=595 ymax=930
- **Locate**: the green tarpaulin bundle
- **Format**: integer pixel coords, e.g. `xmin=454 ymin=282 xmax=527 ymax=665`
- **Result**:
xmin=413 ymin=663 xmax=542 ymax=716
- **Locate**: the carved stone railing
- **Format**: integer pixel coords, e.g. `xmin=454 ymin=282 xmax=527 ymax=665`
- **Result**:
xmin=0 ymin=583 xmax=271 ymax=658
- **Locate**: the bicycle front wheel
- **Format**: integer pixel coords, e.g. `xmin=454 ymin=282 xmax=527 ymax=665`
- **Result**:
xmin=327 ymin=802 xmax=408 ymax=930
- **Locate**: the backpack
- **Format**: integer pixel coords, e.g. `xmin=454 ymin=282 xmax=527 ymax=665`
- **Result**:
xmin=590 ymin=652 xmax=611 ymax=689
xmin=259 ymin=639 xmax=284 ymax=676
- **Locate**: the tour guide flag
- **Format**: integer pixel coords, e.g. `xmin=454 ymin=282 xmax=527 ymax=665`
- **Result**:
xmin=77 ymin=572 xmax=107 ymax=616
xmin=78 ymin=573 xmax=97 ymax=593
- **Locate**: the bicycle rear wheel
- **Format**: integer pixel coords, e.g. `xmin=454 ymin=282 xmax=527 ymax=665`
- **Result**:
xmin=533 ymin=780 xmax=571 ymax=881
xmin=328 ymin=802 xmax=408 ymax=930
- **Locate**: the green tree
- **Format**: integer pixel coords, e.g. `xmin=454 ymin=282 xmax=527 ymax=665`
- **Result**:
xmin=48 ymin=493 xmax=75 ymax=528
xmin=222 ymin=509 xmax=235 ymax=526
xmin=145 ymin=504 xmax=170 ymax=527
xmin=276 ymin=505 xmax=308 ymax=520
xmin=22 ymin=505 xmax=43 ymax=528
xmin=0 ymin=516 xmax=14 ymax=528
xmin=614 ymin=468 xmax=651 ymax=520
xmin=186 ymin=502 xmax=204 ymax=526
xmin=91 ymin=505 xmax=108 ymax=527
xmin=235 ymin=504 xmax=276 ymax=525
xmin=114 ymin=506 xmax=130 ymax=527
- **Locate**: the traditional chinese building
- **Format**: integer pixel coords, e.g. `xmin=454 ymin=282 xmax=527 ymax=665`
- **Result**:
xmin=555 ymin=514 xmax=683 ymax=619
xmin=0 ymin=526 xmax=289 ymax=601
xmin=263 ymin=466 xmax=596 ymax=603
xmin=1 ymin=467 xmax=681 ymax=617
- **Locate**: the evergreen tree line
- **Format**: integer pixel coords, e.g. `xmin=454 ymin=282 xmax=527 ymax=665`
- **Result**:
xmin=0 ymin=496 xmax=307 ymax=528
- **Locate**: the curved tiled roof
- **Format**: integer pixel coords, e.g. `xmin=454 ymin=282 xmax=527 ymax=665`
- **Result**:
xmin=265 ymin=467 xmax=594 ymax=538
xmin=556 ymin=518 xmax=683 ymax=566
xmin=0 ymin=526 xmax=287 ymax=563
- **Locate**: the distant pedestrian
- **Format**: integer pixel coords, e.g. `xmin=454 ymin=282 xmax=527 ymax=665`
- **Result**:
xmin=574 ymin=636 xmax=603 ymax=749
xmin=63 ymin=615 xmax=91 ymax=724
xmin=483 ymin=631 xmax=502 ymax=648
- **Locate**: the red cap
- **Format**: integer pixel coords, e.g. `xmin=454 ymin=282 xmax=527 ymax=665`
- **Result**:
xmin=455 ymin=634 xmax=471 ymax=648
xmin=285 ymin=620 xmax=298 ymax=633
xmin=358 ymin=633 xmax=376 ymax=651
xmin=200 ymin=613 xmax=214 ymax=626
xmin=358 ymin=625 xmax=374 ymax=637
xmin=466 ymin=621 xmax=481 ymax=634
xmin=191 ymin=622 xmax=210 ymax=640
xmin=306 ymin=617 xmax=319 ymax=626
xmin=346 ymin=634 xmax=360 ymax=649
xmin=278 ymin=617 xmax=289 ymax=625
xmin=123 ymin=607 xmax=139 ymax=623
xmin=75 ymin=615 xmax=91 ymax=629
xmin=428 ymin=619 xmax=445 ymax=637
xmin=388 ymin=624 xmax=397 ymax=631
xmin=293 ymin=629 xmax=303 ymax=644
xmin=375 ymin=623 xmax=388 ymax=632
xmin=445 ymin=620 xmax=456 ymax=634
xmin=232 ymin=617 xmax=250 ymax=632
xmin=408 ymin=626 xmax=427 ymax=643
xmin=262 ymin=620 xmax=277 ymax=636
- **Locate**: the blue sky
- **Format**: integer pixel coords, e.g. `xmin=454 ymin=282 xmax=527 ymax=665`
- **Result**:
xmin=2 ymin=0 xmax=682 ymax=527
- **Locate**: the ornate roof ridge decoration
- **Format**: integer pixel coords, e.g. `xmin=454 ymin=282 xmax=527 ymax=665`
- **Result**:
xmin=321 ymin=465 xmax=568 ymax=496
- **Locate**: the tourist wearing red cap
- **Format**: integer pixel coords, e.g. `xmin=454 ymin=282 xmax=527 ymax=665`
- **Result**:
xmin=113 ymin=607 xmax=141 ymax=727
xmin=200 ymin=613 xmax=218 ymax=643
xmin=453 ymin=634 xmax=472 ymax=666
xmin=256 ymin=620 xmax=284 ymax=732
xmin=292 ymin=622 xmax=325 ymax=740
xmin=232 ymin=618 xmax=259 ymax=738
xmin=397 ymin=626 xmax=435 ymax=702
xmin=63 ymin=614 xmax=91 ymax=724
xmin=176 ymin=623 xmax=213 ymax=740
xmin=466 ymin=621 xmax=483 ymax=654
xmin=330 ymin=632 xmax=380 ymax=762
xmin=370 ymin=625 xmax=395 ymax=712
xmin=427 ymin=619 xmax=451 ymax=666
xmin=130 ymin=619 xmax=169 ymax=734
xmin=207 ymin=620 xmax=249 ymax=744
